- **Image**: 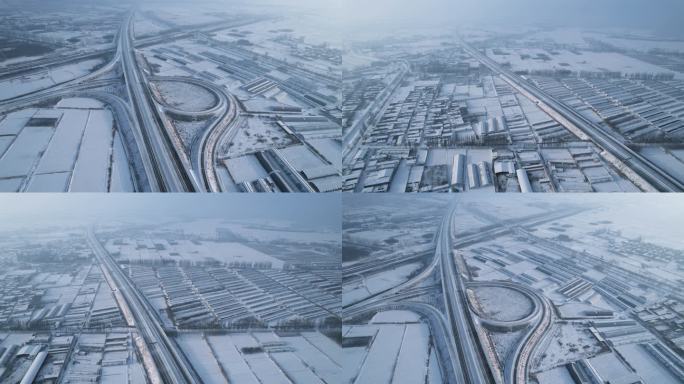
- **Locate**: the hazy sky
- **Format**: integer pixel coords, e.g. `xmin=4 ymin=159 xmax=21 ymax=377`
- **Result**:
xmin=345 ymin=193 xmax=684 ymax=249
xmin=7 ymin=0 xmax=682 ymax=38
xmin=339 ymin=0 xmax=684 ymax=38
xmin=0 ymin=194 xmax=341 ymax=231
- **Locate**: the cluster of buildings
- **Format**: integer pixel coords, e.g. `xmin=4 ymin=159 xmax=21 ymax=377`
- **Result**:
xmin=272 ymin=35 xmax=342 ymax=66
xmin=533 ymin=76 xmax=684 ymax=141
xmin=636 ymin=300 xmax=684 ymax=356
xmin=126 ymin=264 xmax=340 ymax=329
xmin=0 ymin=261 xmax=124 ymax=332
xmin=343 ymin=46 xmax=643 ymax=193
xmin=0 ymin=334 xmax=77 ymax=383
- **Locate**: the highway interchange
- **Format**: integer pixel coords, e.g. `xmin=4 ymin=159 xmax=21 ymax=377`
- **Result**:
xmin=344 ymin=203 xmax=583 ymax=384
xmin=0 ymin=9 xmax=259 ymax=193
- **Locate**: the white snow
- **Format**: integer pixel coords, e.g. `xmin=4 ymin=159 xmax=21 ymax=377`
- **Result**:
xmin=176 ymin=334 xmax=227 ymax=384
xmin=34 ymin=109 xmax=89 ymax=175
xmin=371 ymin=310 xmax=421 ymax=323
xmin=230 ymin=334 xmax=291 ymax=384
xmin=616 ymin=344 xmax=682 ymax=384
xmin=0 ymin=126 xmax=53 ymax=178
xmin=206 ymin=335 xmax=261 ymax=384
xmin=284 ymin=334 xmax=341 ymax=384
xmin=56 ymin=98 xmax=105 ymax=109
xmin=25 ymin=172 xmax=70 ymax=192
xmin=354 ymin=324 xmax=404 ymax=384
xmin=392 ymin=324 xmax=431 ymax=384
xmin=109 ymin=131 xmax=135 ymax=192
xmin=69 ymin=109 xmax=113 ymax=192
xmin=343 ymin=263 xmax=421 ymax=306
xmin=224 ymin=154 xmax=269 ymax=184
xmin=105 ymin=238 xmax=285 ymax=268
xmin=0 ymin=59 xmax=104 ymax=100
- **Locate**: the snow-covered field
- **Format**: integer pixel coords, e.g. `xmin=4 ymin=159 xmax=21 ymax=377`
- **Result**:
xmin=615 ymin=344 xmax=682 ymax=384
xmin=176 ymin=334 xmax=227 ymax=383
xmin=279 ymin=144 xmax=332 ymax=171
xmin=69 ymin=109 xmax=114 ymax=192
xmin=176 ymin=331 xmax=340 ymax=384
xmin=105 ymin=238 xmax=284 ymax=268
xmin=223 ymin=154 xmax=269 ymax=184
xmin=487 ymin=48 xmax=679 ymax=78
xmin=0 ymin=59 xmax=103 ymax=100
xmin=471 ymin=286 xmax=534 ymax=321
xmin=342 ymin=263 xmax=421 ymax=306
xmin=0 ymin=100 xmax=134 ymax=192
xmin=344 ymin=318 xmax=435 ymax=384
xmin=534 ymin=323 xmax=602 ymax=372
xmin=223 ymin=117 xmax=294 ymax=157
xmin=154 ymin=80 xmax=217 ymax=112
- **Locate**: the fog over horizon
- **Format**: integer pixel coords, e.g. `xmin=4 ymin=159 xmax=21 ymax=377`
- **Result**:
xmin=0 ymin=194 xmax=341 ymax=231
xmin=5 ymin=0 xmax=683 ymax=38
xmin=338 ymin=0 xmax=684 ymax=38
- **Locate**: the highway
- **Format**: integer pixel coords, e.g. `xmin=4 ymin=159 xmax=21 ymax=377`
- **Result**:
xmin=343 ymin=60 xmax=409 ymax=162
xmin=87 ymin=229 xmax=201 ymax=384
xmin=439 ymin=204 xmax=495 ymax=384
xmin=1 ymin=11 xmax=267 ymax=193
xmin=344 ymin=204 xmax=581 ymax=311
xmin=120 ymin=11 xmax=199 ymax=192
xmin=146 ymin=75 xmax=239 ymax=192
xmin=343 ymin=203 xmax=584 ymax=384
xmin=196 ymin=90 xmax=239 ymax=192
xmin=512 ymin=292 xmax=553 ymax=384
xmin=466 ymin=280 xmax=552 ymax=384
xmin=460 ymin=40 xmax=684 ymax=192
xmin=0 ymin=17 xmax=267 ymax=80
xmin=343 ymin=230 xmax=441 ymax=311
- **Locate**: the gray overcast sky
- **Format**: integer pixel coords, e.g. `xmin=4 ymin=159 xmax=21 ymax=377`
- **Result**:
xmin=339 ymin=0 xmax=684 ymax=37
xmin=8 ymin=0 xmax=681 ymax=37
xmin=0 ymin=194 xmax=340 ymax=231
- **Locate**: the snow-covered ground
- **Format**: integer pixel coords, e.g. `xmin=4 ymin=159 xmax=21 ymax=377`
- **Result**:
xmin=486 ymin=48 xmax=680 ymax=79
xmin=343 ymin=263 xmax=422 ymax=306
xmin=154 ymin=80 xmax=217 ymax=112
xmin=0 ymin=59 xmax=104 ymax=100
xmin=0 ymin=100 xmax=135 ymax=192
xmin=371 ymin=310 xmax=421 ymax=324
xmin=222 ymin=117 xmax=294 ymax=157
xmin=176 ymin=334 xmax=228 ymax=383
xmin=343 ymin=320 xmax=434 ymax=384
xmin=471 ymin=286 xmax=534 ymax=321
xmin=223 ymin=154 xmax=269 ymax=184
xmin=534 ymin=323 xmax=603 ymax=372
xmin=616 ymin=344 xmax=682 ymax=384
xmin=176 ymin=331 xmax=341 ymax=384
xmin=105 ymin=238 xmax=285 ymax=268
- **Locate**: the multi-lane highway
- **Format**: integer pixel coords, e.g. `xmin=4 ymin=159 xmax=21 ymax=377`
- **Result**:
xmin=1 ymin=10 xmax=258 ymax=193
xmin=439 ymin=205 xmax=496 ymax=384
xmin=197 ymin=92 xmax=239 ymax=192
xmin=87 ymin=228 xmax=201 ymax=384
xmin=0 ymin=16 xmax=267 ymax=80
xmin=120 ymin=12 xmax=200 ymax=192
xmin=344 ymin=202 xmax=583 ymax=384
xmin=460 ymin=40 xmax=684 ymax=192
